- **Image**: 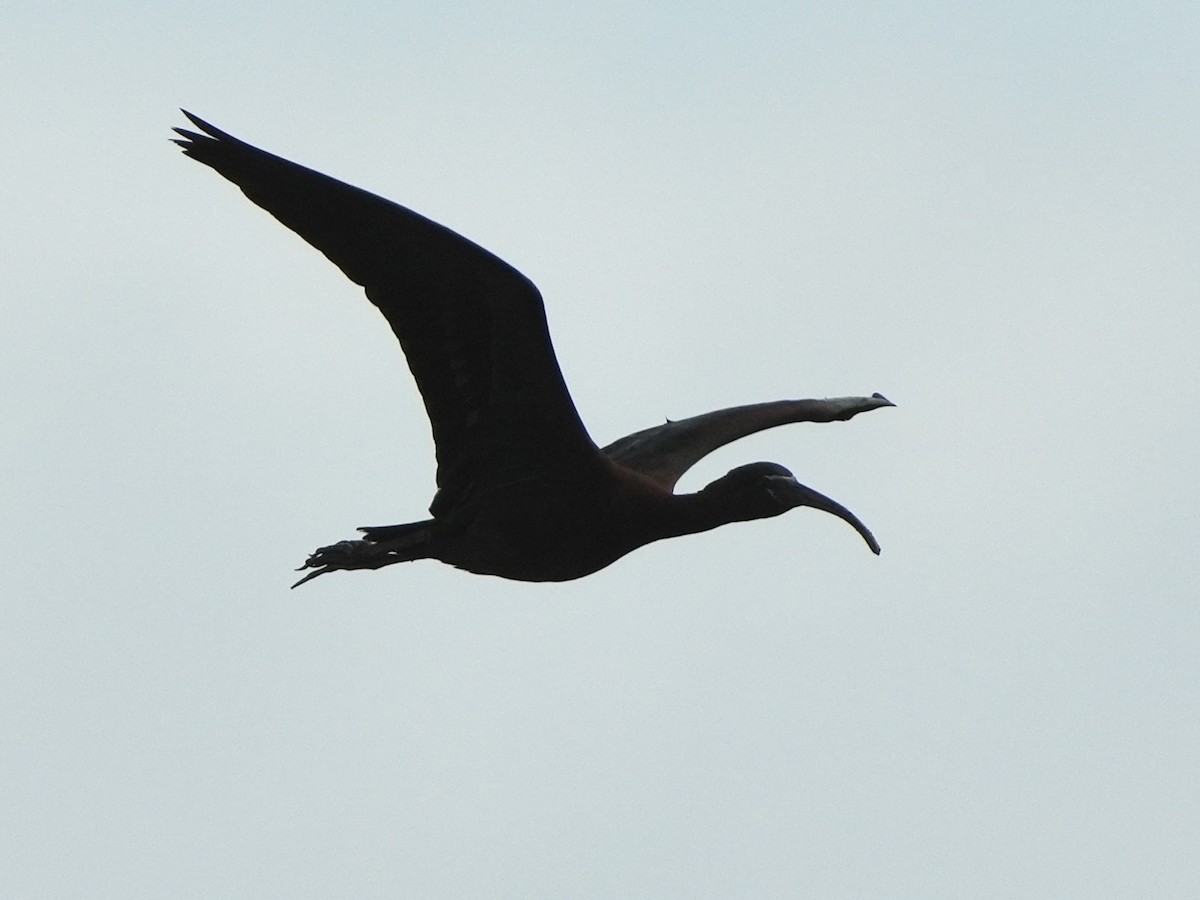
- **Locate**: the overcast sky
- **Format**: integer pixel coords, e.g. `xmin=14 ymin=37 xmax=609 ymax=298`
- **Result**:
xmin=4 ymin=2 xmax=1198 ymax=897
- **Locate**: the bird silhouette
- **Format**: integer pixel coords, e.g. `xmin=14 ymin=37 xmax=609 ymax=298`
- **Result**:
xmin=172 ymin=111 xmax=893 ymax=586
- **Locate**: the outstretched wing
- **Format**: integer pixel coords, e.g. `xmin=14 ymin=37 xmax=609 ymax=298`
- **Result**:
xmin=601 ymin=395 xmax=894 ymax=490
xmin=173 ymin=112 xmax=602 ymax=513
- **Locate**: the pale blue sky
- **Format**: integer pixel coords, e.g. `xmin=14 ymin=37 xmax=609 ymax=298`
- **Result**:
xmin=4 ymin=2 xmax=1198 ymax=897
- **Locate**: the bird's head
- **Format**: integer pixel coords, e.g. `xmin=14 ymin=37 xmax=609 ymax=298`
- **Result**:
xmin=702 ymin=462 xmax=881 ymax=554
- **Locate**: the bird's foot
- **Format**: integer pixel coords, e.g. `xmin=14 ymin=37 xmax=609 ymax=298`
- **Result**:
xmin=291 ymin=521 xmax=433 ymax=588
xmin=292 ymin=539 xmax=390 ymax=588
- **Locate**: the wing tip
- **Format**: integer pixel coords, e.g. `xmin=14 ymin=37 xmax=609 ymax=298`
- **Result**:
xmin=171 ymin=110 xmax=239 ymax=157
xmin=178 ymin=109 xmax=227 ymax=138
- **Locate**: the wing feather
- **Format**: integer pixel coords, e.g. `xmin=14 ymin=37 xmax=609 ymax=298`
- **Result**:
xmin=173 ymin=112 xmax=601 ymax=511
xmin=601 ymin=395 xmax=894 ymax=490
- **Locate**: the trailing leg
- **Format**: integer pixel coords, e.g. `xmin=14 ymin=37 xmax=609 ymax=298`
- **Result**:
xmin=291 ymin=520 xmax=435 ymax=588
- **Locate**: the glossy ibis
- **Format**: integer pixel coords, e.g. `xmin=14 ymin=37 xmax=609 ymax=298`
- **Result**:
xmin=172 ymin=112 xmax=893 ymax=586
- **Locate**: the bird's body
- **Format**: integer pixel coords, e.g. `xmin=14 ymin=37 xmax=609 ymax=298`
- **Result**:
xmin=172 ymin=112 xmax=893 ymax=586
xmin=403 ymin=463 xmax=671 ymax=582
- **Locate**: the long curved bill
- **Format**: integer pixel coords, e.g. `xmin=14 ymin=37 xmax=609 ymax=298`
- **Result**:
xmin=770 ymin=477 xmax=882 ymax=555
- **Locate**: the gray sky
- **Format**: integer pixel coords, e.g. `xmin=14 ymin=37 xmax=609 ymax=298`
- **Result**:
xmin=4 ymin=2 xmax=1198 ymax=897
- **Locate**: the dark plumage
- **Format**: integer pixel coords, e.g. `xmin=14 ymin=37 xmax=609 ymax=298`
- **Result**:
xmin=172 ymin=111 xmax=893 ymax=586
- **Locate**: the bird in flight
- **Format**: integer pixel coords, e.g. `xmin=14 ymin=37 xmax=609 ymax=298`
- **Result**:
xmin=172 ymin=111 xmax=893 ymax=586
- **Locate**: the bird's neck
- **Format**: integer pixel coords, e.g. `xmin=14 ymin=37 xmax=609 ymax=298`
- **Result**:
xmin=646 ymin=489 xmax=759 ymax=543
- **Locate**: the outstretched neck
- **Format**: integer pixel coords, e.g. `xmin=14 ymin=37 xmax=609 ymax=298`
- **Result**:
xmin=648 ymin=486 xmax=776 ymax=543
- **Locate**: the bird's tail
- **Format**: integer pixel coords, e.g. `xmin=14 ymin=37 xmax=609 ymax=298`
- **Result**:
xmin=357 ymin=521 xmax=432 ymax=544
